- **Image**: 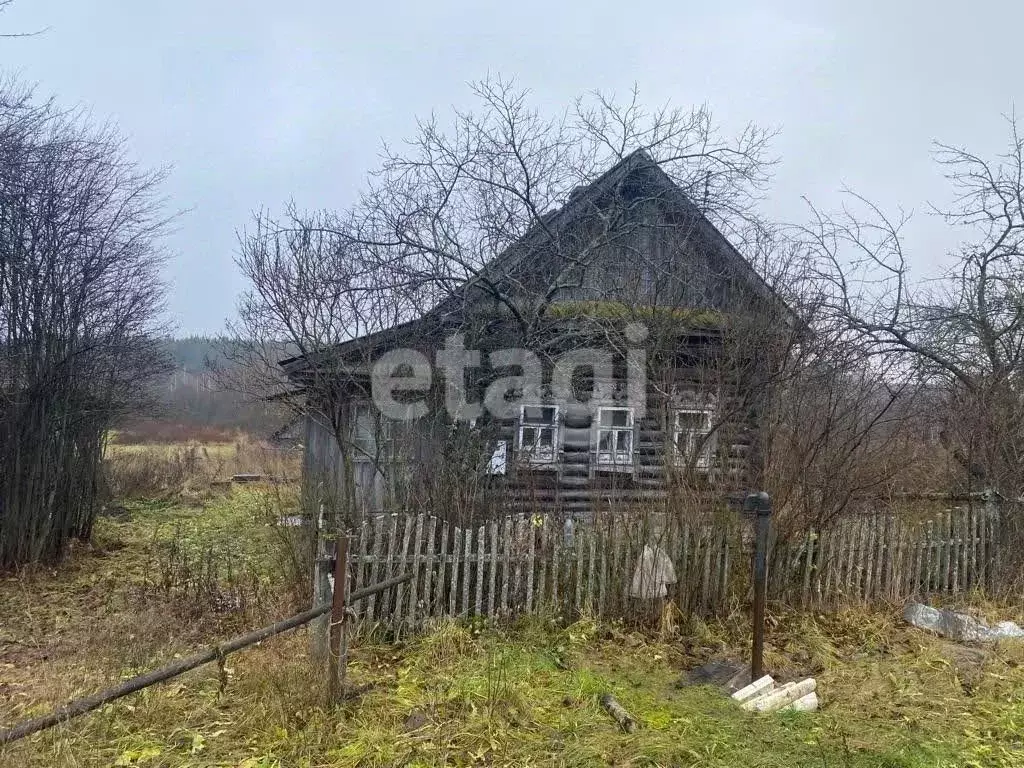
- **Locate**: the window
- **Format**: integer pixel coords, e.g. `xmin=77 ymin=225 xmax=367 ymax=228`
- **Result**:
xmin=596 ymin=407 xmax=634 ymax=466
xmin=673 ymin=408 xmax=714 ymax=470
xmin=351 ymin=403 xmax=392 ymax=459
xmin=517 ymin=405 xmax=560 ymax=463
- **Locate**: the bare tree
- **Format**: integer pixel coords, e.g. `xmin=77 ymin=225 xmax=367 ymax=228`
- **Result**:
xmin=0 ymin=78 xmax=171 ymax=568
xmin=346 ymin=78 xmax=776 ymax=343
xmin=232 ymin=79 xmax=780 ymax=517
xmin=236 ymin=77 xmax=922 ymax=535
xmin=0 ymin=0 xmax=48 ymax=38
xmin=803 ymin=115 xmax=1024 ymax=501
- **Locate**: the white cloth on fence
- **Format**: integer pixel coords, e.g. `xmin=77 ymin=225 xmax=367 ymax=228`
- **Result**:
xmin=629 ymin=544 xmax=677 ymax=598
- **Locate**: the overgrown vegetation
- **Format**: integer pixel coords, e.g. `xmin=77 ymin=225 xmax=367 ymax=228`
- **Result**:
xmin=2 ymin=482 xmax=1022 ymax=767
xmin=0 ymin=76 xmax=170 ymax=569
xmin=103 ymin=436 xmax=300 ymax=503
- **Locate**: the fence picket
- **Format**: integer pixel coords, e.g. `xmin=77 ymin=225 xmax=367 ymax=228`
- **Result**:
xmin=680 ymin=523 xmax=691 ymax=613
xmin=917 ymin=528 xmax=925 ymax=598
xmin=882 ymin=515 xmax=894 ymax=599
xmin=513 ymin=514 xmax=525 ymax=611
xmin=927 ymin=519 xmax=938 ymax=594
xmin=720 ymin=527 xmax=732 ymax=604
xmin=942 ymin=512 xmax=952 ymax=593
xmin=339 ymin=497 xmax=1011 ymax=632
xmin=823 ymin=526 xmax=836 ymax=601
xmin=801 ymin=530 xmax=814 ymax=607
xmin=500 ymin=517 xmax=512 ymax=616
xmin=979 ymin=507 xmax=988 ymax=591
xmin=550 ymin=519 xmax=561 ymax=611
xmin=814 ymin=529 xmax=828 ymax=604
xmin=488 ymin=520 xmax=499 ymax=617
xmin=475 ymin=524 xmax=485 ymax=615
xmin=876 ymin=518 xmax=892 ymax=602
xmin=613 ymin=516 xmax=626 ymax=615
xmin=537 ymin=519 xmax=549 ymax=611
xmin=353 ymin=518 xmax=369 ymax=617
xmin=835 ymin=520 xmax=851 ymax=598
xmin=892 ymin=524 xmax=909 ymax=602
xmin=582 ymin=526 xmax=594 ymax=612
xmin=462 ymin=525 xmax=473 ymax=616
xmin=856 ymin=518 xmax=869 ymax=601
xmin=992 ymin=509 xmax=1002 ymax=591
xmin=407 ymin=514 xmax=424 ymax=628
xmin=422 ymin=517 xmax=437 ymax=620
xmin=574 ymin=523 xmax=584 ymax=613
xmin=952 ymin=510 xmax=960 ymax=592
xmin=525 ymin=518 xmax=537 ymax=613
xmin=382 ymin=515 xmax=399 ymax=618
xmin=365 ymin=516 xmax=384 ymax=621
xmin=448 ymin=528 xmax=461 ymax=617
xmin=393 ymin=516 xmax=413 ymax=632
xmin=701 ymin=530 xmax=712 ymax=612
xmin=863 ymin=515 xmax=876 ymax=600
xmin=971 ymin=505 xmax=979 ymax=590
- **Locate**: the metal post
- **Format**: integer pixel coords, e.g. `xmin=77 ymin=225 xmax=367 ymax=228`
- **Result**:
xmin=328 ymin=535 xmax=349 ymax=703
xmin=745 ymin=492 xmax=772 ymax=682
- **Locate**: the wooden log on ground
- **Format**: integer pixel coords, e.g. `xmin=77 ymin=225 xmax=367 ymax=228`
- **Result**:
xmin=743 ymin=678 xmax=817 ymax=713
xmin=730 ymin=674 xmax=774 ymax=704
xmin=599 ymin=693 xmax=638 ymax=733
xmin=781 ymin=691 xmax=819 ymax=712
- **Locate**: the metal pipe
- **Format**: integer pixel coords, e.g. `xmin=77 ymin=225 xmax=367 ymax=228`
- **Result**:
xmin=0 ymin=571 xmax=412 ymax=746
xmin=750 ymin=493 xmax=772 ymax=681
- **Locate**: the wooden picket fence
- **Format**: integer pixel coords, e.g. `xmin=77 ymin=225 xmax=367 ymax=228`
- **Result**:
xmin=335 ymin=502 xmax=1006 ymax=632
xmin=766 ymin=504 xmax=1004 ymax=606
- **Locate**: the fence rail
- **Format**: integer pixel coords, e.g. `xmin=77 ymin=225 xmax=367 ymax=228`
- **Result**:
xmin=336 ymin=502 xmax=1005 ymax=631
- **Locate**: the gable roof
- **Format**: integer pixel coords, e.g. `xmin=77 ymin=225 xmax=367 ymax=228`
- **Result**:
xmin=280 ymin=150 xmax=791 ymax=375
xmin=431 ymin=149 xmax=787 ymax=319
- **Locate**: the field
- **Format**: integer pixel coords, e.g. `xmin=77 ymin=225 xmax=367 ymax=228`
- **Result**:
xmin=2 ymin=443 xmax=1024 ymax=767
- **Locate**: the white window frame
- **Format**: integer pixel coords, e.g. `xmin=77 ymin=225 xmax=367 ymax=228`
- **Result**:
xmin=516 ymin=404 xmax=560 ymax=464
xmin=673 ymin=408 xmax=714 ymax=471
xmin=595 ymin=406 xmax=635 ymax=467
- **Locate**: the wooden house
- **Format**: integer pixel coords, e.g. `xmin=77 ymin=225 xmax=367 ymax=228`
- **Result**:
xmin=283 ymin=150 xmax=793 ymax=523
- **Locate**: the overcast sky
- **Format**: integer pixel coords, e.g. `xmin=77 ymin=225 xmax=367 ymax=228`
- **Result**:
xmin=3 ymin=1 xmax=1021 ymax=334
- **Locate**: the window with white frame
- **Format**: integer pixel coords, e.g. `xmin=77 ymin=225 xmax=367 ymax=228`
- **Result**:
xmin=517 ymin=405 xmax=560 ymax=463
xmin=673 ymin=408 xmax=714 ymax=470
xmin=595 ymin=407 xmax=634 ymax=466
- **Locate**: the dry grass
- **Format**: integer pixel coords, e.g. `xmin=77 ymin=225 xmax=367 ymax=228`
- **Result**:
xmin=110 ymin=422 xmax=247 ymax=446
xmin=5 ymin=594 xmax=1024 ymax=766
xmin=3 ymin=453 xmax=1024 ymax=766
xmin=104 ymin=435 xmax=300 ymax=502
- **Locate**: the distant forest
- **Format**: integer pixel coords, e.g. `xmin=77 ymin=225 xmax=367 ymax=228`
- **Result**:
xmin=113 ymin=336 xmax=290 ymax=443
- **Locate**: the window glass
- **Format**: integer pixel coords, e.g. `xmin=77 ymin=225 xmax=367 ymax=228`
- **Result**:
xmin=517 ymin=405 xmax=560 ymax=463
xmin=596 ymin=407 xmax=634 ymax=465
xmin=673 ymin=408 xmax=714 ymax=470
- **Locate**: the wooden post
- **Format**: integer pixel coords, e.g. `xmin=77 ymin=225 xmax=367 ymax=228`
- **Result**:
xmin=311 ymin=504 xmax=332 ymax=661
xmin=329 ymin=535 xmax=349 ymax=703
xmin=745 ymin=492 xmax=772 ymax=683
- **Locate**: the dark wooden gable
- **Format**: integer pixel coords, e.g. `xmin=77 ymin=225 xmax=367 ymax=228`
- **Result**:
xmin=441 ymin=150 xmax=784 ymax=326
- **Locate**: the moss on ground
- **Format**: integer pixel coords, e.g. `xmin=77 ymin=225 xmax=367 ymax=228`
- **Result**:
xmin=3 ymin=494 xmax=1024 ymax=767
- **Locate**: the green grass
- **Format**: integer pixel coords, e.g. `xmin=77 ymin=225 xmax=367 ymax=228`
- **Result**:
xmin=3 ymin=482 xmax=1024 ymax=766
